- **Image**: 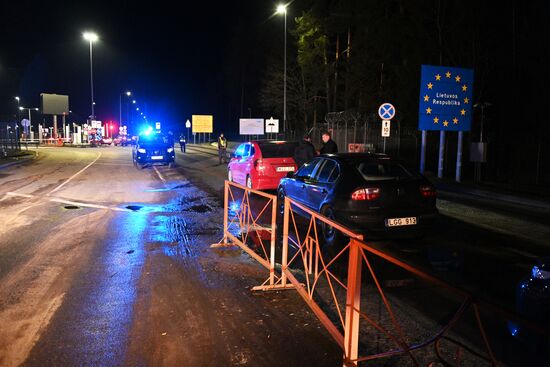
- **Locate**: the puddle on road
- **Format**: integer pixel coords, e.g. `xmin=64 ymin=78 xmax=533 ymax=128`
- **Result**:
xmin=183 ymin=204 xmax=212 ymax=213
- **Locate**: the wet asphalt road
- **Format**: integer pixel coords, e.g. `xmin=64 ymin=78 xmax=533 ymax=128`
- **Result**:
xmin=1 ymin=145 xmax=548 ymax=366
xmin=0 ymin=146 xmax=341 ymax=366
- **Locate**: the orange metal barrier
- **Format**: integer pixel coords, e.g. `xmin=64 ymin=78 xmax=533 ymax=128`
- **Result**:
xmin=213 ymin=180 xmax=290 ymax=291
xmin=279 ymin=196 xmax=549 ymax=367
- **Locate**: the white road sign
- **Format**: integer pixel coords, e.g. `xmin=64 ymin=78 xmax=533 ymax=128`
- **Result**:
xmin=382 ymin=120 xmax=391 ymax=137
xmin=265 ymin=117 xmax=279 ymax=133
xmin=185 ymin=119 xmax=191 ymax=128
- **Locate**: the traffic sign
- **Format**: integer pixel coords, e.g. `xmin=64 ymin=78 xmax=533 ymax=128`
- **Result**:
xmin=381 ymin=120 xmax=391 ymax=137
xmin=265 ymin=117 xmax=279 ymax=133
xmin=378 ymin=103 xmax=396 ymax=120
xmin=418 ymin=65 xmax=474 ymax=131
xmin=185 ymin=119 xmax=191 ymax=128
xmin=21 ymin=119 xmax=30 ymax=127
xmin=155 ymin=122 xmax=161 ymax=130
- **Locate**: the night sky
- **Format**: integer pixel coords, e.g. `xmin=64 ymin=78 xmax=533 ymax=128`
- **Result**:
xmin=0 ymin=0 xmax=273 ymax=133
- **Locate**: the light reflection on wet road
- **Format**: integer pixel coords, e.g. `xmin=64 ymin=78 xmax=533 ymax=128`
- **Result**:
xmin=24 ymin=209 xmax=148 ymax=366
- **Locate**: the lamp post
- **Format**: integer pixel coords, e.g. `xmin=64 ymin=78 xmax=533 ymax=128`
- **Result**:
xmin=277 ymin=4 xmax=287 ymax=136
xmin=15 ymin=96 xmax=20 ymax=122
xmin=83 ymin=32 xmax=98 ymax=120
xmin=119 ymin=90 xmax=131 ymax=128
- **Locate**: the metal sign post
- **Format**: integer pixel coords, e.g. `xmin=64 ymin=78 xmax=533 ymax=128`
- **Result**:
xmin=378 ymin=103 xmax=395 ymax=154
xmin=418 ymin=65 xmax=474 ymax=180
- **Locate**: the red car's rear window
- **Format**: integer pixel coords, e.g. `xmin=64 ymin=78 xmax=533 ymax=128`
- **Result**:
xmin=257 ymin=141 xmax=298 ymax=158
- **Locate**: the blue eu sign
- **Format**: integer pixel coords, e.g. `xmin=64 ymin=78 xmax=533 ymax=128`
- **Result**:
xmin=418 ymin=65 xmax=474 ymax=131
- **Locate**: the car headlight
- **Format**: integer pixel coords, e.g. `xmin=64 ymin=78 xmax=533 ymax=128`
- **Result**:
xmin=167 ymin=147 xmax=174 ymax=153
xmin=138 ymin=148 xmax=146 ymax=153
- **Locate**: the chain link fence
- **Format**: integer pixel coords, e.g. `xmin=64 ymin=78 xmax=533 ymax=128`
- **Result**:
xmin=287 ymin=110 xmax=420 ymax=166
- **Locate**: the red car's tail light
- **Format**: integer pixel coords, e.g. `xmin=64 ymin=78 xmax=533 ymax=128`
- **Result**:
xmin=351 ymin=188 xmax=380 ymax=201
xmin=419 ymin=185 xmax=437 ymax=198
xmin=254 ymin=159 xmax=265 ymax=170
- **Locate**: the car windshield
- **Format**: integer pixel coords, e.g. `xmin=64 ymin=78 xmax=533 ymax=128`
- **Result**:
xmin=139 ymin=134 xmax=169 ymax=147
xmin=354 ymin=160 xmax=416 ymax=181
xmin=257 ymin=141 xmax=298 ymax=158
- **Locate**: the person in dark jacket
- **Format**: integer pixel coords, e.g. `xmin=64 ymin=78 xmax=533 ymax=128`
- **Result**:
xmin=320 ymin=131 xmax=338 ymax=154
xmin=294 ymin=134 xmax=316 ymax=168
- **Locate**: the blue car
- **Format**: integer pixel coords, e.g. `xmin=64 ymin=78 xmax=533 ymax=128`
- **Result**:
xmin=132 ymin=132 xmax=175 ymax=168
xmin=277 ymin=153 xmax=438 ymax=246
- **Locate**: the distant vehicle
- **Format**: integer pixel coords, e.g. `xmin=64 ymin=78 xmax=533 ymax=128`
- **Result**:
xmin=227 ymin=140 xmax=298 ymax=190
xmin=278 ymin=153 xmax=438 ymax=246
xmin=112 ymin=135 xmax=130 ymax=146
xmin=508 ymin=257 xmax=550 ymax=355
xmin=100 ymin=137 xmax=113 ymax=145
xmin=132 ymin=132 xmax=175 ymax=168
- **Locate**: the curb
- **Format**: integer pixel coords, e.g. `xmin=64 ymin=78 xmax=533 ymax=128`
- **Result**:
xmin=0 ymin=153 xmax=37 ymax=170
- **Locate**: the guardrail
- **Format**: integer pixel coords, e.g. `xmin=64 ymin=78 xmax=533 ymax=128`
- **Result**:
xmin=215 ymin=180 xmax=549 ymax=366
xmin=279 ymin=196 xmax=549 ymax=366
xmin=213 ymin=180 xmax=292 ymax=290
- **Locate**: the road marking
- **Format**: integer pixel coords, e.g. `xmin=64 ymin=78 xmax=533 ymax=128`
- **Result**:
xmin=48 ymin=152 xmax=102 ymax=195
xmin=153 ymin=166 xmax=166 ymax=184
xmin=5 ymin=192 xmax=34 ymax=198
xmin=5 ymin=192 xmax=132 ymax=212
xmin=49 ymin=198 xmax=132 ymax=212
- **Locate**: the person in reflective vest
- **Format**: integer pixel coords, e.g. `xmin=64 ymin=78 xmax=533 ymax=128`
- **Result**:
xmin=218 ymin=133 xmax=227 ymax=164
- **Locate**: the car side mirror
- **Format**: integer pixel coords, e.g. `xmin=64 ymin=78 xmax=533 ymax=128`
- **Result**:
xmin=286 ymin=171 xmax=295 ymax=178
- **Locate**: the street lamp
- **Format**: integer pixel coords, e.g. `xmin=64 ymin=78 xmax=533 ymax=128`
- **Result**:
xmin=276 ymin=4 xmax=287 ymax=135
xmin=15 ymin=97 xmax=20 ymax=125
xmin=119 ymin=90 xmax=131 ymax=128
xmin=83 ymin=32 xmax=98 ymax=120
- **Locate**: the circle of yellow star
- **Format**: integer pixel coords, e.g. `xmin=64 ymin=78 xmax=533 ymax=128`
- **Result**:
xmin=445 ymin=71 xmax=451 ymax=78
xmin=443 ymin=120 xmax=449 ymax=127
xmin=460 ymin=109 xmax=466 ymax=116
xmin=427 ymin=82 xmax=433 ymax=89
xmin=424 ymin=95 xmax=430 ymax=102
xmin=464 ymin=97 xmax=469 ymax=104
xmin=433 ymin=117 xmax=439 ymax=124
xmin=426 ymin=107 xmax=432 ymax=114
xmin=453 ymin=117 xmax=459 ymax=124
xmin=435 ymin=74 xmax=441 ymax=81
xmin=455 ymin=75 xmax=461 ymax=82
xmin=462 ymin=85 xmax=468 ymax=92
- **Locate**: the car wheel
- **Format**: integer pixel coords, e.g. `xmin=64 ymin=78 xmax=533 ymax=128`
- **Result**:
xmin=228 ymin=169 xmax=233 ymax=182
xmin=320 ymin=205 xmax=343 ymax=250
xmin=246 ymin=175 xmax=253 ymax=189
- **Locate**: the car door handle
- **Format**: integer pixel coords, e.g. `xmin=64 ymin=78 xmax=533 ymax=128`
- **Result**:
xmin=301 ymin=184 xmax=306 ymax=189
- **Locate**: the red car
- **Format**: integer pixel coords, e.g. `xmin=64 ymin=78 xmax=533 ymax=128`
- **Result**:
xmin=227 ymin=140 xmax=299 ymax=190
